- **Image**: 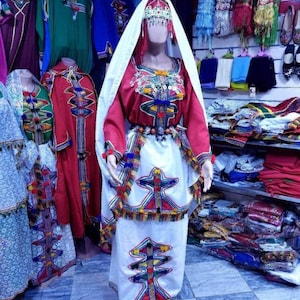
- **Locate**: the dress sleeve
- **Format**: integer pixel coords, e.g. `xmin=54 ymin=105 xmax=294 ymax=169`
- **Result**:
xmin=181 ymin=62 xmax=212 ymax=165
xmin=103 ymin=88 xmax=127 ymax=160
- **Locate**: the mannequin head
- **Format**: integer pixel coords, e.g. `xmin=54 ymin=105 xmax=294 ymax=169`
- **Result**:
xmin=19 ymin=69 xmax=34 ymax=91
xmin=134 ymin=0 xmax=174 ymax=64
xmin=146 ymin=21 xmax=168 ymax=44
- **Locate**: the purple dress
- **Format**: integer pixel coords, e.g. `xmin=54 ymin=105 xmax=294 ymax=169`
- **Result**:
xmin=1 ymin=0 xmax=40 ymax=78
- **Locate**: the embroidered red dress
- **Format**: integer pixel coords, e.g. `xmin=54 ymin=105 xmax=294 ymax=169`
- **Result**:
xmin=41 ymin=61 xmax=101 ymax=238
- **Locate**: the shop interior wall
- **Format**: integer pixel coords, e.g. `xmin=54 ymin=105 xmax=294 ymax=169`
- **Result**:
xmin=192 ymin=13 xmax=299 ymax=110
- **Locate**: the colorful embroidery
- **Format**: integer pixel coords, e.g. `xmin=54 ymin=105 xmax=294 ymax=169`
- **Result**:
xmin=22 ymin=87 xmax=53 ymax=145
xmin=65 ymin=71 xmax=95 ymax=207
xmin=135 ymin=167 xmax=178 ymax=213
xmin=129 ymin=237 xmax=172 ymax=300
xmin=111 ymin=0 xmax=131 ymax=35
xmin=62 ymin=0 xmax=86 ymax=20
xmin=133 ymin=60 xmax=184 ymax=140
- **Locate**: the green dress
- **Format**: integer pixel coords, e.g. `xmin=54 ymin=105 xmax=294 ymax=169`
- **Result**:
xmin=36 ymin=0 xmax=93 ymax=73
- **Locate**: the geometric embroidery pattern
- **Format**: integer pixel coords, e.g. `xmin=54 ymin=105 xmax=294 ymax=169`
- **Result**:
xmin=129 ymin=237 xmax=172 ymax=300
xmin=136 ymin=167 xmax=179 ymax=213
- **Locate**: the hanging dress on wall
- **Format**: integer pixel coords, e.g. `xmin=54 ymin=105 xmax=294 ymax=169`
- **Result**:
xmin=1 ymin=0 xmax=40 ymax=78
xmin=36 ymin=0 xmax=93 ymax=74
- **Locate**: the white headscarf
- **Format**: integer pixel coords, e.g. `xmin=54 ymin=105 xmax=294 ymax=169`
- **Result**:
xmin=95 ymin=0 xmax=205 ymax=177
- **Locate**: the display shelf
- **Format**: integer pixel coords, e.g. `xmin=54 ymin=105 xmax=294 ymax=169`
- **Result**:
xmin=213 ymin=180 xmax=300 ymax=205
xmin=210 ymin=135 xmax=300 ymax=151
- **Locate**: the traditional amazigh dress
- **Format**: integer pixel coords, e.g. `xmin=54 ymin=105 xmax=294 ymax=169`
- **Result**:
xmin=1 ymin=0 xmax=40 ymax=78
xmin=95 ymin=1 xmax=211 ymax=298
xmin=41 ymin=61 xmax=101 ymax=239
xmin=6 ymin=69 xmax=77 ymax=286
xmin=36 ymin=0 xmax=93 ymax=74
xmin=0 ymin=82 xmax=35 ymax=300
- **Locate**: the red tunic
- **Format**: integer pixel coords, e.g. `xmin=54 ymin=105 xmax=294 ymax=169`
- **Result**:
xmin=42 ymin=62 xmax=101 ymax=238
xmin=104 ymin=58 xmax=210 ymax=161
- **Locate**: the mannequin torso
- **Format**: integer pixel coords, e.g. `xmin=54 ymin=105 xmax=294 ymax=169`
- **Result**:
xmin=19 ymin=69 xmax=35 ymax=92
xmin=61 ymin=57 xmax=76 ymax=68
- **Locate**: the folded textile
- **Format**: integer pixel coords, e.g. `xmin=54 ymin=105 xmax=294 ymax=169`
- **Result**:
xmin=231 ymin=56 xmax=252 ymax=83
xmin=246 ymin=55 xmax=276 ymax=92
xmin=210 ymin=199 xmax=240 ymax=217
xmin=245 ymin=216 xmax=282 ymax=234
xmin=243 ymin=200 xmax=285 ymax=216
xmin=269 ymin=262 xmax=300 ymax=285
xmin=248 ymin=211 xmax=284 ymax=227
xmin=215 ymin=57 xmax=233 ymax=90
xmin=199 ymin=57 xmax=218 ymax=84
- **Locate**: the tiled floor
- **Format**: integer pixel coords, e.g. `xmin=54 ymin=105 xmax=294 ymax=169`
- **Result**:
xmin=22 ymin=243 xmax=300 ymax=300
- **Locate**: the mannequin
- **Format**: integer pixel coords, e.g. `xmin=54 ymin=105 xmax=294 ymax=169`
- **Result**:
xmin=61 ymin=57 xmax=76 ymax=68
xmin=0 ymin=82 xmax=34 ymax=300
xmin=41 ymin=58 xmax=101 ymax=259
xmin=19 ymin=69 xmax=35 ymax=92
xmin=5 ymin=69 xmax=76 ymax=286
xmin=96 ymin=1 xmax=213 ymax=299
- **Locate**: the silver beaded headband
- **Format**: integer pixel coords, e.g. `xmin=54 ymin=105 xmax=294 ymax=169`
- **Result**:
xmin=144 ymin=2 xmax=172 ymax=24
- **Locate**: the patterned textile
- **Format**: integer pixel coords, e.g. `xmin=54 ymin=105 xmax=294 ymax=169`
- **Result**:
xmin=0 ymin=83 xmax=34 ymax=300
xmin=194 ymin=0 xmax=215 ymax=46
xmin=27 ymin=144 xmax=76 ymax=286
xmin=214 ymin=0 xmax=234 ymax=37
xmin=41 ymin=61 xmax=101 ymax=238
xmin=253 ymin=0 xmax=279 ymax=47
xmin=22 ymin=85 xmax=53 ymax=144
xmin=0 ymin=0 xmax=12 ymax=83
xmin=5 ymin=70 xmax=76 ymax=286
xmin=96 ymin=1 xmax=211 ymax=297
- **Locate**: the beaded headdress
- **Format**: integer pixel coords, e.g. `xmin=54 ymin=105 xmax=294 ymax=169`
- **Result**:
xmin=144 ymin=0 xmax=172 ymax=25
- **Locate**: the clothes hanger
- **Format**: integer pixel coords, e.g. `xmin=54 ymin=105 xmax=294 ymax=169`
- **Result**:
xmin=206 ymin=49 xmax=215 ymax=59
xmin=240 ymin=47 xmax=249 ymax=57
xmin=223 ymin=48 xmax=234 ymax=58
xmin=257 ymin=45 xmax=268 ymax=57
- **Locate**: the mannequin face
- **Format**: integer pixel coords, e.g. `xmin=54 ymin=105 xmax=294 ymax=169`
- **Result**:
xmin=19 ymin=69 xmax=32 ymax=79
xmin=146 ymin=20 xmax=168 ymax=44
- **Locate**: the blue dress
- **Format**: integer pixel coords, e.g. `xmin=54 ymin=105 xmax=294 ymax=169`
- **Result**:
xmin=0 ymin=83 xmax=36 ymax=300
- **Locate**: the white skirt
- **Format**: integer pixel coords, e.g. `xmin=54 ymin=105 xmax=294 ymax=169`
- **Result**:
xmin=103 ymin=132 xmax=199 ymax=299
xmin=109 ymin=215 xmax=189 ymax=300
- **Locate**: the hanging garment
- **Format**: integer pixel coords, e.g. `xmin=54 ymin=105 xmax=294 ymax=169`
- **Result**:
xmin=41 ymin=61 xmax=101 ymax=238
xmin=232 ymin=0 xmax=254 ymax=46
xmin=253 ymin=0 xmax=279 ymax=47
xmin=194 ymin=0 xmax=215 ymax=46
xmin=36 ymin=0 xmax=94 ymax=74
xmin=1 ymin=0 xmax=40 ymax=78
xmin=214 ymin=0 xmax=234 ymax=37
xmin=0 ymin=83 xmax=36 ymax=300
xmin=0 ymin=0 xmax=12 ymax=83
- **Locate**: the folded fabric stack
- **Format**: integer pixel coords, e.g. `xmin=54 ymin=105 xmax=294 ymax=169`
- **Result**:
xmin=257 ymin=237 xmax=298 ymax=272
xmin=214 ymin=150 xmax=265 ymax=187
xmin=207 ymin=97 xmax=300 ymax=146
xmin=243 ymin=200 xmax=285 ymax=234
xmin=188 ymin=195 xmax=300 ymax=285
xmin=258 ymin=150 xmax=300 ymax=198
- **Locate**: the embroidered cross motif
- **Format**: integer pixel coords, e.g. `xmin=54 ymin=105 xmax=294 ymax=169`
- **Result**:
xmin=129 ymin=237 xmax=172 ymax=300
xmin=136 ymin=167 xmax=178 ymax=213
